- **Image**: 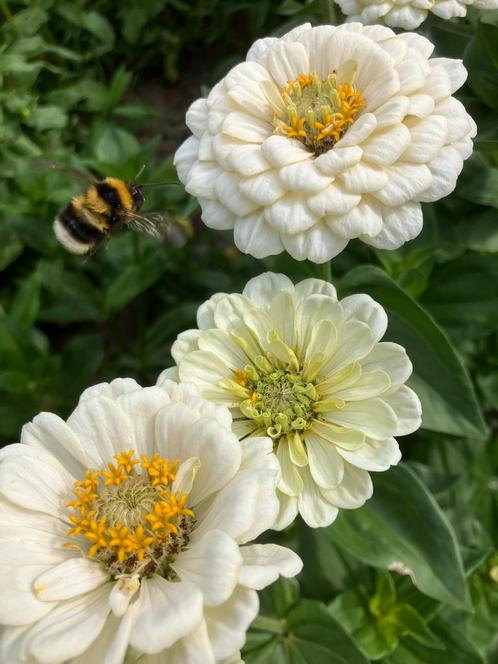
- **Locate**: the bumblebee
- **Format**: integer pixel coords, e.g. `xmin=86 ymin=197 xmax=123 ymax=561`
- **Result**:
xmin=51 ymin=165 xmax=185 ymax=255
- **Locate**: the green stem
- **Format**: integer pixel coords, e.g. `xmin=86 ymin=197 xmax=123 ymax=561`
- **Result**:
xmin=252 ymin=615 xmax=287 ymax=635
xmin=0 ymin=0 xmax=13 ymax=22
xmin=319 ymin=261 xmax=332 ymax=282
xmin=321 ymin=0 xmax=337 ymax=24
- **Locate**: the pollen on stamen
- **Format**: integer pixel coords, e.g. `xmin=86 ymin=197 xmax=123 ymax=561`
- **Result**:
xmin=66 ymin=450 xmax=196 ymax=580
xmin=272 ymin=63 xmax=365 ymax=156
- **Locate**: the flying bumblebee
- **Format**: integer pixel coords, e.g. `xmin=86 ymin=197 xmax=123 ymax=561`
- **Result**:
xmin=49 ymin=164 xmax=186 ymax=255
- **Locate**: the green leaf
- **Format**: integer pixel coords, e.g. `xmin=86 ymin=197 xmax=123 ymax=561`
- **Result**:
xmin=9 ymin=272 xmax=41 ymax=330
xmin=339 ymin=265 xmax=486 ymax=438
xmin=104 ymin=250 xmax=168 ymax=313
xmin=0 ymin=54 xmax=41 ymax=73
xmin=329 ymin=464 xmax=472 ymax=610
xmin=391 ymin=605 xmax=443 ymax=649
xmin=421 ymin=255 xmax=498 ymax=335
xmin=94 ymin=127 xmax=141 ymax=165
xmin=385 ymin=614 xmax=485 ymax=664
xmin=245 ymin=600 xmax=369 ymax=664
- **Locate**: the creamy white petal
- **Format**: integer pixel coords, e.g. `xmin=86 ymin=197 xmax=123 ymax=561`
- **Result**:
xmin=338 ymin=436 xmax=401 ymax=471
xmin=365 ymin=202 xmax=423 ymax=249
xmin=33 ymin=558 xmax=109 ymax=602
xmin=298 ymin=466 xmax=339 ymax=528
xmin=324 ymin=398 xmax=398 ymax=438
xmin=321 ymin=464 xmax=373 ymax=509
xmin=116 ymin=387 xmax=171 ymax=459
xmin=27 ymin=584 xmax=111 ymax=663
xmin=382 ymin=385 xmax=422 ymax=435
xmin=67 ymin=396 xmax=137 ymax=466
xmin=305 ymin=431 xmax=345 ymax=490
xmin=155 ymin=405 xmax=241 ymax=504
xmin=173 ymin=530 xmax=242 ymax=606
xmin=238 ymin=544 xmax=303 ymax=590
xmin=205 ymin=586 xmax=259 ymax=661
xmin=21 ymin=412 xmax=87 ymax=477
xmin=130 ymin=577 xmax=204 ymax=654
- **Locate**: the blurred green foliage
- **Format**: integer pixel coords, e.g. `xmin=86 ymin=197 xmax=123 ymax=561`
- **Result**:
xmin=2 ymin=0 xmax=498 ymax=661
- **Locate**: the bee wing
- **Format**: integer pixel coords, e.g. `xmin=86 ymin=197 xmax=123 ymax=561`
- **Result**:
xmin=124 ymin=210 xmax=187 ymax=247
xmin=32 ymin=160 xmax=97 ymax=184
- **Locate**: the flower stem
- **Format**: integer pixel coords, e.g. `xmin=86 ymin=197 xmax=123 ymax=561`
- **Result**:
xmin=321 ymin=0 xmax=337 ymax=24
xmin=252 ymin=615 xmax=287 ymax=635
xmin=319 ymin=261 xmax=332 ymax=282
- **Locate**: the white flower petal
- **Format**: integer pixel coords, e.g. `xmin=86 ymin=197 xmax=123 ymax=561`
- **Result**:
xmin=278 ymin=161 xmax=333 ymax=193
xmin=215 ymin=172 xmax=259 ymax=216
xmin=361 ymin=342 xmax=413 ymax=392
xmin=338 ymin=436 xmax=401 ymax=471
xmin=307 ymin=182 xmax=361 ymax=217
xmin=205 ymin=587 xmax=259 ymax=661
xmin=116 ymin=387 xmax=171 ymax=458
xmin=195 ymin=468 xmax=279 ymax=544
xmin=174 ymin=136 xmax=200 ymax=184
xmin=0 ymin=445 xmax=72 ymax=517
xmin=243 ymin=272 xmax=294 ymax=308
xmin=238 ymin=170 xmax=286 ymax=206
xmin=239 ymin=544 xmax=303 ymax=590
xmin=261 ymin=135 xmax=312 ymax=168
xmin=403 ymin=115 xmax=447 ymax=163
xmin=67 ymin=395 xmax=137 ymax=467
xmin=130 ymin=577 xmax=204 ymax=654
xmin=155 ymin=404 xmax=241 ymax=504
xmin=314 ymin=146 xmax=363 ymax=176
xmin=200 ymin=199 xmax=236 ymax=230
xmin=281 ymin=224 xmax=349 ymax=263
xmin=341 ymin=161 xmax=389 ymax=194
xmin=267 ymin=41 xmax=310 ymax=88
xmin=373 ymin=162 xmax=432 ymax=206
xmin=21 ymin=412 xmax=87 ymax=477
xmin=341 ymin=293 xmax=388 ymax=342
xmin=265 ymin=193 xmax=318 ymax=234
xmin=365 ymin=202 xmax=423 ymax=249
xmin=306 ymin=431 xmax=345 ymax=490
xmin=34 ymin=558 xmax=109 ymax=602
xmin=173 ymin=530 xmax=242 ymax=606
xmin=223 ymin=111 xmax=270 ymax=143
xmin=362 ymin=124 xmax=411 ymax=166
xmin=297 ymin=466 xmax=339 ymax=528
xmin=321 ymin=464 xmax=373 ymax=509
xmin=186 ymin=98 xmax=208 ymax=137
xmin=27 ymin=584 xmax=111 ymax=663
xmin=328 ymin=196 xmax=383 ymax=239
xmin=324 ymin=398 xmax=398 ymax=438
xmin=382 ymin=385 xmax=422 ymax=435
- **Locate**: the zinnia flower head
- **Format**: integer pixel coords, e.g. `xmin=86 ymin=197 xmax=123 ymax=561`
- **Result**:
xmin=0 ymin=379 xmax=301 ymax=663
xmin=336 ymin=0 xmax=498 ymax=30
xmin=165 ymin=273 xmax=422 ymax=528
xmin=175 ymin=23 xmax=476 ymax=263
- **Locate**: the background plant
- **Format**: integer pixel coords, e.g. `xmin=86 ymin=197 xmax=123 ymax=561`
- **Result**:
xmin=1 ymin=0 xmax=498 ymax=661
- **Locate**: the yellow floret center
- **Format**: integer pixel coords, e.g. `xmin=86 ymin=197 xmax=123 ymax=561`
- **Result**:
xmin=66 ymin=451 xmax=195 ymax=578
xmin=273 ymin=62 xmax=365 ymax=155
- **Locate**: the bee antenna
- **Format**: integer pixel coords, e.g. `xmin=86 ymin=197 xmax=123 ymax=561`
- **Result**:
xmin=140 ymin=181 xmax=179 ymax=188
xmin=134 ymin=164 xmax=147 ymax=181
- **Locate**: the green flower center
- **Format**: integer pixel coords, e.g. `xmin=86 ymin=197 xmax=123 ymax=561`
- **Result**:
xmin=238 ymin=368 xmax=318 ymax=438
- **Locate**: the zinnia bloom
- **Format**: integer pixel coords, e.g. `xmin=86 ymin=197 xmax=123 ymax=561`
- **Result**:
xmin=165 ymin=273 xmax=422 ymax=528
xmin=0 ymin=378 xmax=301 ymax=663
xmin=175 ymin=23 xmax=475 ymax=263
xmin=336 ymin=0 xmax=498 ymax=30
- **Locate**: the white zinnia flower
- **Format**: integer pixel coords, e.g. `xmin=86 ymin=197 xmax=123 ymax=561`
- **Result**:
xmin=163 ymin=272 xmax=422 ymax=529
xmin=175 ymin=22 xmax=476 ymax=263
xmin=0 ymin=378 xmax=302 ymax=664
xmin=336 ymin=0 xmax=498 ymax=30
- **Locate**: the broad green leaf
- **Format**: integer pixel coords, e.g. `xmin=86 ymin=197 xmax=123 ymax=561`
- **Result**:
xmin=94 ymin=127 xmax=141 ymax=165
xmin=245 ymin=600 xmax=369 ymax=664
xmin=9 ymin=272 xmax=41 ymax=330
xmin=421 ymin=255 xmax=498 ymax=335
xmin=340 ymin=265 xmax=486 ymax=438
xmin=329 ymin=464 xmax=471 ymax=610
xmin=385 ymin=614 xmax=485 ymax=664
